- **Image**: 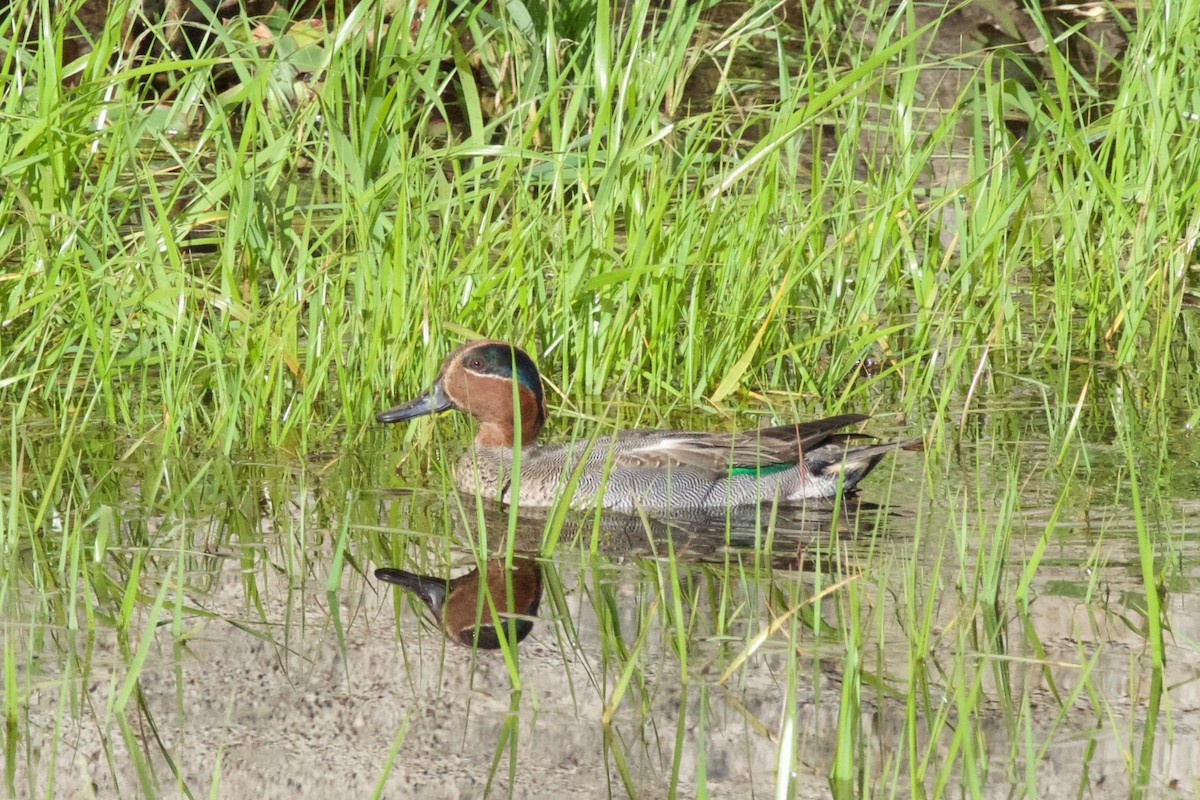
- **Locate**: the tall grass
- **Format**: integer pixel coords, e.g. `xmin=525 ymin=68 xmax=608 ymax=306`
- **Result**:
xmin=1 ymin=0 xmax=1195 ymax=450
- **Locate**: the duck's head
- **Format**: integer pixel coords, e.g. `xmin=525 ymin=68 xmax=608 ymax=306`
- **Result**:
xmin=377 ymin=339 xmax=547 ymax=447
xmin=375 ymin=558 xmax=543 ymax=649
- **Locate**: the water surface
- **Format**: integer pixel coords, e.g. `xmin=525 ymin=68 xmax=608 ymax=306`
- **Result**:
xmin=7 ymin=394 xmax=1198 ymax=798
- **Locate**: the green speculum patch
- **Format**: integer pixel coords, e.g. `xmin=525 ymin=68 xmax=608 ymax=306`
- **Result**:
xmin=729 ymin=462 xmax=796 ymax=478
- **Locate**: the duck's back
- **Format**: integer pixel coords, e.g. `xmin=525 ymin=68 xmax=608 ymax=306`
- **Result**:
xmin=456 ymin=428 xmax=872 ymax=512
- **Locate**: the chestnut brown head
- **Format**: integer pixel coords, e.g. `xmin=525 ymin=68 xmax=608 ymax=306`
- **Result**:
xmin=377 ymin=340 xmax=546 ymax=448
xmin=376 ymin=557 xmax=543 ymax=649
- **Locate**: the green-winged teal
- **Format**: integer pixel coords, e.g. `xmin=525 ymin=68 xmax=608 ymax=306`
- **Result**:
xmin=378 ymin=340 xmax=922 ymax=512
xmin=376 ymin=558 xmax=543 ymax=648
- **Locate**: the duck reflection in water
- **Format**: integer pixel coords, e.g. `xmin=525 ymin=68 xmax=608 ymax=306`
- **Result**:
xmin=376 ymin=557 xmax=543 ymax=649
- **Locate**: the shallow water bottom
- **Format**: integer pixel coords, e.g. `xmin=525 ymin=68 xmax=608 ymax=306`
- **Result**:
xmin=7 ymin=432 xmax=1200 ymax=798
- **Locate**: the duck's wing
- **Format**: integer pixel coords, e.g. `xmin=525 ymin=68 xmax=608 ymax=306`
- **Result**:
xmin=605 ymin=414 xmax=874 ymax=477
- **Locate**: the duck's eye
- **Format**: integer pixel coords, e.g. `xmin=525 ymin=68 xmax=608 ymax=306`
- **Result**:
xmin=469 ymin=358 xmax=483 ymax=370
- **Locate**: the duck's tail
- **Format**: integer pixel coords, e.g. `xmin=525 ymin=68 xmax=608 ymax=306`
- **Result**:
xmin=802 ymin=436 xmax=924 ymax=495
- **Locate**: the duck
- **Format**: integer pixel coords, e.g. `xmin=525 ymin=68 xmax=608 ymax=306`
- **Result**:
xmin=376 ymin=557 xmax=543 ymax=649
xmin=377 ymin=339 xmax=922 ymax=512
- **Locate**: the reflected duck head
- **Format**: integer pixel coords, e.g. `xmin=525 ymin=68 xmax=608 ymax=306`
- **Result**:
xmin=376 ymin=557 xmax=543 ymax=649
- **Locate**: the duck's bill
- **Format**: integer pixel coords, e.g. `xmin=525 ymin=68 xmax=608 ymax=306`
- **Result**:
xmin=376 ymin=383 xmax=454 ymax=423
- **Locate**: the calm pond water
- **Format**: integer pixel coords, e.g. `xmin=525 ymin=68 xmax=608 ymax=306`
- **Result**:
xmin=7 ymin=391 xmax=1199 ymax=798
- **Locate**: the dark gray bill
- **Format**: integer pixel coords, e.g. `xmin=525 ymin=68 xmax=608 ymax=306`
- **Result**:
xmin=375 ymin=568 xmax=448 ymax=612
xmin=376 ymin=382 xmax=453 ymax=423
